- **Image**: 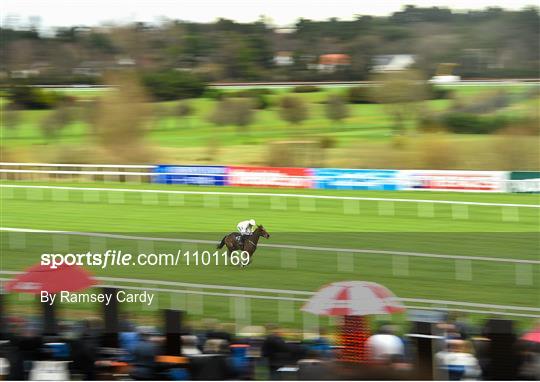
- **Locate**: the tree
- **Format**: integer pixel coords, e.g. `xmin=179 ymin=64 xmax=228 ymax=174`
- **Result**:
xmin=141 ymin=70 xmax=207 ymax=101
xmin=7 ymin=86 xmax=60 ymax=110
xmin=370 ymin=70 xmax=429 ymax=135
xmin=208 ymin=99 xmax=231 ymax=127
xmin=325 ymin=94 xmax=349 ymax=124
xmin=279 ymin=96 xmax=309 ymax=126
xmin=91 ymin=71 xmax=153 ymax=161
xmin=2 ymin=104 xmax=21 ymax=136
xmin=39 ymin=113 xmax=60 ymax=141
xmin=176 ymin=101 xmax=194 ymax=128
xmin=228 ymin=98 xmax=255 ymax=134
xmin=207 ymin=98 xmax=255 ymax=135
xmin=54 ymin=101 xmax=76 ymax=129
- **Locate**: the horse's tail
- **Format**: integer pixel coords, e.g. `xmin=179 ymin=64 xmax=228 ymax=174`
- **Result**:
xmin=217 ymin=235 xmax=227 ymax=249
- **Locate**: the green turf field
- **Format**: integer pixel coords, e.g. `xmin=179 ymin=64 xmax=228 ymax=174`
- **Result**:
xmin=1 ymin=180 xmax=539 ymax=328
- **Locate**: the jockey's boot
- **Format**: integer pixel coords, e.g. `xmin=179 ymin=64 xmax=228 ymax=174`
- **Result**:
xmin=240 ymin=234 xmax=249 ymax=248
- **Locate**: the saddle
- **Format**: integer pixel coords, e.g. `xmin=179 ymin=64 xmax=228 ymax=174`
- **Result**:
xmin=235 ymin=233 xmax=249 ymax=248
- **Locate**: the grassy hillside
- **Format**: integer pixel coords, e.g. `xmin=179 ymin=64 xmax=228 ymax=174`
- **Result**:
xmin=1 ymin=85 xmax=538 ymax=169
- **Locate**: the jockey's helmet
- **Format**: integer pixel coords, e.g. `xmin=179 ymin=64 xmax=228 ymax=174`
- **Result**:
xmin=249 ymin=219 xmax=256 ymax=226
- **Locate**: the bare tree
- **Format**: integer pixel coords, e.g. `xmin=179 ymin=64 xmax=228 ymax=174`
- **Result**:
xmin=39 ymin=114 xmax=60 ymax=141
xmin=176 ymin=101 xmax=194 ymax=128
xmin=207 ymin=98 xmax=255 ymax=135
xmin=54 ymin=101 xmax=76 ymax=129
xmin=2 ymin=104 xmax=21 ymax=136
xmin=91 ymin=70 xmax=153 ymax=161
xmin=207 ymin=99 xmax=231 ymax=127
xmin=325 ymin=94 xmax=349 ymax=124
xmin=371 ymin=70 xmax=429 ymax=135
xmin=279 ymin=96 xmax=309 ymax=126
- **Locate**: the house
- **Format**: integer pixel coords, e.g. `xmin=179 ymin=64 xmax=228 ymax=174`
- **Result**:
xmin=273 ymin=51 xmax=294 ymax=66
xmin=317 ymin=54 xmax=351 ymax=72
xmin=371 ymin=54 xmax=415 ymax=72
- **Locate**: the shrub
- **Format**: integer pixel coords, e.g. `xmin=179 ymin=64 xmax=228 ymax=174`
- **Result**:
xmin=452 ymin=91 xmax=511 ymax=114
xmin=202 ymin=88 xmax=225 ymax=100
xmin=346 ymin=86 xmax=377 ymax=104
xmin=279 ymin=96 xmax=309 ymax=125
xmin=142 ymin=70 xmax=207 ymax=101
xmin=7 ymin=86 xmax=63 ymax=109
xmin=442 ymin=113 xmax=507 ymax=134
xmin=319 ymin=136 xmax=337 ymax=149
xmin=208 ymin=98 xmax=256 ymax=133
xmin=226 ymin=89 xmax=271 ymax=109
xmin=428 ymin=85 xmax=453 ymax=100
xmin=325 ymin=95 xmax=349 ymax=123
xmin=292 ymin=85 xmax=321 ymax=93
xmin=418 ymin=114 xmax=446 ymax=133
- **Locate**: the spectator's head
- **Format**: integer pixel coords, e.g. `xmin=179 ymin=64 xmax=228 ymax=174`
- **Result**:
xmin=378 ymin=325 xmax=397 ymax=336
xmin=137 ymin=326 xmax=155 ymax=341
xmin=447 ymin=339 xmax=465 ymax=353
xmin=182 ymin=335 xmax=198 ymax=348
xmin=201 ymin=318 xmax=218 ymax=332
xmin=203 ymin=338 xmax=228 ymax=354
xmin=266 ymin=323 xmax=281 ymax=336
xmin=181 ymin=335 xmax=200 ymax=355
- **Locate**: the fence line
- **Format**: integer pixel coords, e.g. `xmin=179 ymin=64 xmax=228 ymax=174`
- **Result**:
xmin=0 ymin=163 xmax=156 ymax=169
xmin=2 ymin=184 xmax=538 ymax=208
xmin=2 ymin=227 xmax=539 ymax=265
xmin=1 ymin=273 xmax=538 ymax=318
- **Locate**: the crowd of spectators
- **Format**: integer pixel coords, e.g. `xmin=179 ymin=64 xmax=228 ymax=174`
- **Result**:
xmin=0 ymin=312 xmax=538 ymax=380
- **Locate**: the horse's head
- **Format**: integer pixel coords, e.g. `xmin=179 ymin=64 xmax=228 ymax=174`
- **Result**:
xmin=256 ymin=225 xmax=270 ymax=239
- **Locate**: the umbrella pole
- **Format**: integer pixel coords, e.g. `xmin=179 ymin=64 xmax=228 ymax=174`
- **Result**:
xmin=339 ymin=315 xmax=370 ymax=363
xmin=102 ymin=287 xmax=119 ymax=348
xmin=42 ymin=299 xmax=57 ymax=336
xmin=0 ymin=293 xmax=5 ymax=340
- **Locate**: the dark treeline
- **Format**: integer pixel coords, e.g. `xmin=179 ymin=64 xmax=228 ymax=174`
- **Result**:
xmin=1 ymin=5 xmax=539 ymax=83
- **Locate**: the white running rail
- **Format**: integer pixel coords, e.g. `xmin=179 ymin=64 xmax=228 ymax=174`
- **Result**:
xmin=0 ymin=272 xmax=538 ymax=318
xmin=1 ymin=184 xmax=538 ymax=208
xmin=2 ymin=227 xmax=539 ymax=264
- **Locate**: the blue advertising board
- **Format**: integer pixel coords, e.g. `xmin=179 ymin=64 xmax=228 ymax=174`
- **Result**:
xmin=313 ymin=168 xmax=401 ymax=190
xmin=154 ymin=165 xmax=226 ymax=186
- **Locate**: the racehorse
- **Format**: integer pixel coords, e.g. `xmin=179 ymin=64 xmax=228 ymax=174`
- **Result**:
xmin=216 ymin=225 xmax=270 ymax=266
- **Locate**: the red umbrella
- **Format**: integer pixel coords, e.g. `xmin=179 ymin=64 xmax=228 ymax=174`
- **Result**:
xmin=522 ymin=327 xmax=540 ymax=344
xmin=302 ymin=281 xmax=405 ymax=363
xmin=5 ymin=263 xmax=96 ymax=294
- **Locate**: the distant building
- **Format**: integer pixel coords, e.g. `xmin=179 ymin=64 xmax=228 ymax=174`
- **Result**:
xmin=371 ymin=54 xmax=415 ymax=72
xmin=72 ymin=61 xmax=107 ymax=77
xmin=317 ymin=54 xmax=351 ymax=72
xmin=273 ymin=51 xmax=294 ymax=66
xmin=116 ymin=57 xmax=136 ymax=66
xmin=10 ymin=69 xmax=40 ymax=79
xmin=429 ymin=63 xmax=460 ymax=84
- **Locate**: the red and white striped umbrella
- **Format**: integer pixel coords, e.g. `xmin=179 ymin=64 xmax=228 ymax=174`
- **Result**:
xmin=302 ymin=281 xmax=405 ymax=316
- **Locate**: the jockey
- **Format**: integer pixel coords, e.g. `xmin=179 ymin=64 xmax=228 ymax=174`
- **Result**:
xmin=237 ymin=219 xmax=256 ymax=246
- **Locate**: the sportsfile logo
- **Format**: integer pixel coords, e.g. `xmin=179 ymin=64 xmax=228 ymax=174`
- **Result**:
xmin=40 ymin=250 xmax=251 ymax=269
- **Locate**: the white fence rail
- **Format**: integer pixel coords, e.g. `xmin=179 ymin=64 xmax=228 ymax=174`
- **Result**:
xmin=2 ymin=227 xmax=539 ymax=265
xmin=1 ymin=272 xmax=538 ymax=318
xmin=1 ymin=184 xmax=538 ymax=208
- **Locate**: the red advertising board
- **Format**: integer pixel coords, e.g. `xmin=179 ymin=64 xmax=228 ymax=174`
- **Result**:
xmin=226 ymin=166 xmax=313 ymax=188
xmin=402 ymin=170 xmax=507 ymax=192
